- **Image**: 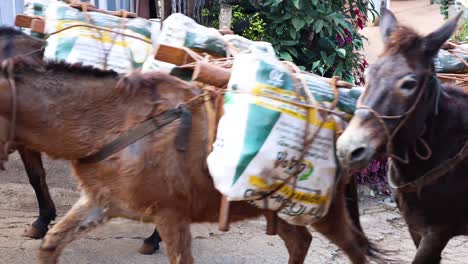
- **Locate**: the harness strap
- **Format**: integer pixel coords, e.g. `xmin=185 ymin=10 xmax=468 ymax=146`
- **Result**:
xmin=78 ymin=108 xmax=183 ymax=164
xmin=396 ymin=141 xmax=468 ymax=195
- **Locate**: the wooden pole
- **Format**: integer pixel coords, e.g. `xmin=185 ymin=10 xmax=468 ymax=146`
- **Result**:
xmin=154 ymin=44 xmax=197 ymax=65
xmin=163 ymin=0 xmax=172 ymax=20
xmin=137 ymin=0 xmax=150 ymax=19
xmin=186 ymin=0 xmax=195 ymax=18
xmin=192 ymin=61 xmax=231 ymax=87
xmin=218 ymin=195 xmax=230 ymax=231
xmin=265 ymin=211 xmax=278 ymax=236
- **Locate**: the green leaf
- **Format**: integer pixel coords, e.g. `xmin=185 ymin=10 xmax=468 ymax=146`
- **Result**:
xmin=272 ymin=0 xmax=284 ymax=7
xmin=318 ymin=66 xmax=325 ymax=75
xmin=280 ymin=40 xmax=298 ymax=46
xmin=292 ymin=17 xmax=306 ymax=31
xmin=315 ymin=20 xmax=324 ymax=34
xmin=337 ymin=48 xmax=346 ymax=58
xmin=285 ymin=46 xmax=299 ymax=58
xmin=289 ymin=27 xmax=297 ymax=39
xmin=279 ymin=51 xmax=293 ymax=61
xmin=324 ymin=53 xmax=336 ymax=67
xmin=276 ymin=24 xmax=285 ymax=34
xmin=292 ymin=0 xmax=300 ymax=9
xmin=333 ymin=61 xmax=344 ymax=77
xmin=312 ymin=60 xmax=321 ymax=70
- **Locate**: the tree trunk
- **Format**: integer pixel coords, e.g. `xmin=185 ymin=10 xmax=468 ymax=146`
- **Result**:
xmin=163 ymin=0 xmax=172 ymax=20
xmin=186 ymin=0 xmax=195 ymax=18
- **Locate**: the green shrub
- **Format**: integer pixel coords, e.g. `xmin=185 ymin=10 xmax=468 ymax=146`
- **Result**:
xmin=201 ymin=0 xmax=376 ymax=84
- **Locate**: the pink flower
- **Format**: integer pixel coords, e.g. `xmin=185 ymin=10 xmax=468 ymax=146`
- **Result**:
xmin=354 ymin=8 xmax=360 ymax=16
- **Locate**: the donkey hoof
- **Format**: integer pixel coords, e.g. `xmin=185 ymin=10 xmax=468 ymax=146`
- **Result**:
xmin=138 ymin=242 xmax=159 ymax=255
xmin=24 ymin=226 xmax=47 ymax=239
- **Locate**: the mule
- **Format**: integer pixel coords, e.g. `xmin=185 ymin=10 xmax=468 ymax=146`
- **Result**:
xmin=0 ymin=55 xmax=384 ymax=263
xmin=0 ymin=26 xmax=162 ymax=253
xmin=337 ymin=9 xmax=468 ymax=264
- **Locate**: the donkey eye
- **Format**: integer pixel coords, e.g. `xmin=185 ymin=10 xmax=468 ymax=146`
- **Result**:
xmin=401 ymin=80 xmax=417 ymax=90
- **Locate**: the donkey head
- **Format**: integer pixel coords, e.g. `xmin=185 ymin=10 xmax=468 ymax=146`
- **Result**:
xmin=337 ymin=9 xmax=461 ymax=170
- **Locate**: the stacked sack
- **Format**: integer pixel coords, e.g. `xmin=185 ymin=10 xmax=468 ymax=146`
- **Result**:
xmin=22 ymin=0 xmax=159 ymax=74
xmin=434 ymin=46 xmax=468 ymax=73
xmin=43 ymin=1 xmax=154 ymax=73
xmin=142 ymin=13 xmax=277 ymax=73
xmin=140 ymin=13 xmax=365 ymax=226
xmin=207 ymin=46 xmax=363 ymax=226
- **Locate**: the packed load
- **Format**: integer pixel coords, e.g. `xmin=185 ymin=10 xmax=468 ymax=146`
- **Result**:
xmin=435 ymin=45 xmax=468 ymax=73
xmin=434 ymin=42 xmax=468 ymax=90
xmin=15 ymin=8 xmax=364 ymax=226
xmin=44 ymin=1 xmax=154 ymax=73
xmin=20 ymin=0 xmax=158 ymax=73
xmin=207 ymin=48 xmax=362 ymax=225
xmin=146 ymin=13 xmax=364 ymax=225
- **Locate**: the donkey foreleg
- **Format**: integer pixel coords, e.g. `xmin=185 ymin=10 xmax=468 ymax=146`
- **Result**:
xmin=153 ymin=210 xmax=193 ymax=264
xmin=275 ymin=215 xmax=312 ymax=264
xmin=312 ymin=191 xmax=370 ymax=264
xmin=412 ymin=228 xmax=452 ymax=264
xmin=38 ymin=193 xmax=109 ymax=264
xmin=18 ymin=146 xmax=56 ymax=239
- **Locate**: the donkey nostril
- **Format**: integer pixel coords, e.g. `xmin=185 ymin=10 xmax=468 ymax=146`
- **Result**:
xmin=350 ymin=147 xmax=367 ymax=161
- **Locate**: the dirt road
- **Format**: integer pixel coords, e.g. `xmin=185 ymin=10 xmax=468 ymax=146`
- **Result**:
xmin=1 ymin=153 xmax=467 ymax=263
xmin=361 ymin=0 xmax=445 ymax=64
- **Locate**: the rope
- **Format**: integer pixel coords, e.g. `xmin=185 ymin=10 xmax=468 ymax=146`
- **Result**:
xmin=45 ymin=24 xmax=152 ymax=44
xmin=356 ymin=72 xmax=432 ymax=165
xmin=413 ymin=126 xmax=432 ymax=161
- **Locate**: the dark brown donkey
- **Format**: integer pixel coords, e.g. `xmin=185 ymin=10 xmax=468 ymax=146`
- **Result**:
xmin=337 ymin=9 xmax=467 ymax=264
xmin=0 ymin=26 xmax=162 ymax=253
xmin=0 ymin=56 xmax=384 ymax=263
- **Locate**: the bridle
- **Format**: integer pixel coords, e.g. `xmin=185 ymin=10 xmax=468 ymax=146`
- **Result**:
xmin=355 ymin=70 xmax=446 ymax=192
xmin=356 ymin=72 xmax=436 ymax=164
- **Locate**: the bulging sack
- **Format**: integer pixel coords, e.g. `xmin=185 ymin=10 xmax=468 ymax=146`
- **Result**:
xmin=434 ymin=48 xmax=468 ymax=73
xmin=158 ymin=13 xmax=226 ymax=57
xmin=43 ymin=2 xmax=153 ymax=73
xmin=207 ymin=53 xmax=343 ymax=225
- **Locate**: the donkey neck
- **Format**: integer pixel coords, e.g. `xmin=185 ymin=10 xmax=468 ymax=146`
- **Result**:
xmin=394 ymin=86 xmax=468 ymax=182
xmin=12 ymin=67 xmax=155 ymax=160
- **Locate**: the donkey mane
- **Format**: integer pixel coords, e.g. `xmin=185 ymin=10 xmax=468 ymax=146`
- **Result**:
xmin=0 ymin=26 xmax=26 ymax=37
xmin=383 ymin=25 xmax=423 ymax=56
xmin=6 ymin=55 xmax=190 ymax=98
xmin=5 ymin=54 xmax=118 ymax=78
xmin=44 ymin=60 xmax=119 ymax=78
xmin=0 ymin=26 xmax=45 ymax=43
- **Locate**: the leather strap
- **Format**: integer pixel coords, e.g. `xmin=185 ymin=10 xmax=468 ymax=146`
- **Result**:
xmin=78 ymin=108 xmax=182 ymax=164
xmin=397 ymin=141 xmax=468 ymax=194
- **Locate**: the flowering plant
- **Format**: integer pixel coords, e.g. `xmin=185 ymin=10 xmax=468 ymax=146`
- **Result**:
xmin=251 ymin=0 xmax=376 ymax=84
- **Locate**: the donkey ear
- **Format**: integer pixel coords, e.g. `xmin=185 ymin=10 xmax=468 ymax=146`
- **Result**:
xmin=424 ymin=12 xmax=462 ymax=57
xmin=379 ymin=8 xmax=398 ymax=43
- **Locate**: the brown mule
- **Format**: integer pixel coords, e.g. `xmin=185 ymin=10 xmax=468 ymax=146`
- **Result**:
xmin=337 ymin=9 xmax=468 ymax=264
xmin=0 ymin=56 xmax=384 ymax=263
xmin=0 ymin=26 xmax=163 ymax=253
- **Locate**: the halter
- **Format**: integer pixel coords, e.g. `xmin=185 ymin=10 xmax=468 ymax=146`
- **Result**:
xmin=356 ymin=73 xmax=437 ymax=163
xmin=355 ymin=72 xmax=442 ymax=191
